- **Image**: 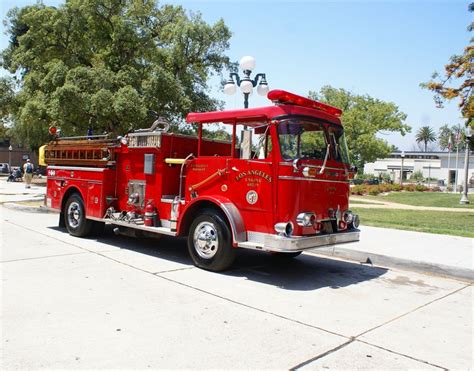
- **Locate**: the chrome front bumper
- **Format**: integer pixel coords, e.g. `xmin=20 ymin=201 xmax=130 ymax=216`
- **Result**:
xmin=237 ymin=229 xmax=360 ymax=253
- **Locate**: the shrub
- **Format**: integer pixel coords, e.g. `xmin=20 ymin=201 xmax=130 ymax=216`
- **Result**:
xmin=410 ymin=170 xmax=424 ymax=181
xmin=379 ymin=172 xmax=392 ymax=183
xmin=377 ymin=184 xmax=390 ymax=193
xmin=415 ymin=184 xmax=428 ymax=192
xmin=351 ymin=185 xmax=366 ymax=195
xmin=368 ymin=187 xmax=381 ymax=196
xmin=403 ymin=184 xmax=416 ymax=192
xmin=391 ymin=184 xmax=402 ymax=192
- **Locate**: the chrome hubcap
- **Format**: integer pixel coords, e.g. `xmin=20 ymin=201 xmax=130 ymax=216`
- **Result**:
xmin=193 ymin=221 xmax=219 ymax=259
xmin=67 ymin=201 xmax=81 ymax=227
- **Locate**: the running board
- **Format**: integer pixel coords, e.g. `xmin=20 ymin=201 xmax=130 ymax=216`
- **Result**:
xmin=88 ymin=217 xmax=177 ymax=236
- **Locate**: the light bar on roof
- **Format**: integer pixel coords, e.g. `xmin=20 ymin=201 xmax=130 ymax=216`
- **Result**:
xmin=267 ymin=90 xmax=342 ymax=117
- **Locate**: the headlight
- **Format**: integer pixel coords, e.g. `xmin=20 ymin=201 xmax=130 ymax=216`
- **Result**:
xmin=328 ymin=208 xmax=336 ymax=219
xmin=296 ymin=212 xmax=316 ymax=227
xmin=352 ymin=214 xmax=360 ymax=228
xmin=343 ymin=210 xmax=354 ymax=224
xmin=274 ymin=222 xmax=294 ymax=237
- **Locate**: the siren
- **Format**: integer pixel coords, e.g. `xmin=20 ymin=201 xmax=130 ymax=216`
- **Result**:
xmin=267 ymin=90 xmax=342 ymax=117
xmin=49 ymin=126 xmax=58 ymax=136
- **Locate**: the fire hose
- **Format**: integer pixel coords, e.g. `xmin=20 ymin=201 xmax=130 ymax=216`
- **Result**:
xmin=189 ymin=168 xmax=226 ymax=192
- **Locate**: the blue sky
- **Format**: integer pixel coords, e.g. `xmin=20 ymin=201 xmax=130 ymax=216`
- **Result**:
xmin=1 ymin=0 xmax=471 ymax=150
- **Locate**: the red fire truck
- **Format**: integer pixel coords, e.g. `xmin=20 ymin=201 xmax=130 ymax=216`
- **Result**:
xmin=44 ymin=90 xmax=360 ymax=271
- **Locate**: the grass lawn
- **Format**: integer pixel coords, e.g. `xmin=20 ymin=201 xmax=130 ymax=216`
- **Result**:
xmin=362 ymin=192 xmax=474 ymax=209
xmin=352 ymin=207 xmax=474 ymax=238
xmin=349 ymin=199 xmax=381 ymax=205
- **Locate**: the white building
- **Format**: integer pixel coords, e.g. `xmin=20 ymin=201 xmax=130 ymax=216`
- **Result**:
xmin=364 ymin=151 xmax=474 ymax=186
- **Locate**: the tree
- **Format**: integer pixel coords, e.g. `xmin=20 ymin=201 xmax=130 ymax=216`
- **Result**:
xmin=421 ymin=3 xmax=473 ymax=121
xmin=0 ymin=0 xmax=232 ymax=149
xmin=438 ymin=124 xmax=467 ymax=151
xmin=309 ymin=86 xmax=411 ymax=169
xmin=415 ymin=126 xmax=436 ymax=152
xmin=0 ymin=77 xmax=15 ymax=139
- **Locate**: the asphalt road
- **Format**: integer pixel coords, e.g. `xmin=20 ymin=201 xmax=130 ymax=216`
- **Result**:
xmin=1 ymin=207 xmax=472 ymax=369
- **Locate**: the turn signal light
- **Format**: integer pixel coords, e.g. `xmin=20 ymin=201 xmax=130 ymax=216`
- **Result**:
xmin=296 ymin=212 xmax=316 ymax=227
xmin=274 ymin=222 xmax=294 ymax=237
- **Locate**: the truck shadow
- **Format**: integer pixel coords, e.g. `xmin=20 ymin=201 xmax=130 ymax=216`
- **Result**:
xmin=229 ymin=250 xmax=388 ymax=291
xmin=73 ymin=226 xmax=389 ymax=291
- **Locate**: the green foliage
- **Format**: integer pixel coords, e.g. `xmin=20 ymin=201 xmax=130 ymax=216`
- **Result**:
xmin=351 ymin=207 xmax=474 ymax=238
xmin=438 ymin=124 xmax=467 ymax=151
xmin=415 ymin=126 xmax=436 ymax=151
xmin=421 ymin=3 xmax=473 ymax=120
xmin=202 ymin=127 xmax=232 ymax=141
xmin=0 ymin=0 xmax=232 ymax=149
xmin=379 ymin=172 xmax=392 ymax=183
xmin=410 ymin=170 xmax=424 ymax=181
xmin=309 ymin=86 xmax=410 ymax=169
xmin=363 ymin=190 xmax=474 ymax=208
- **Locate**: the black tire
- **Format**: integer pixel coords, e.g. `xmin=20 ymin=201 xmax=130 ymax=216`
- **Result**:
xmin=64 ymin=193 xmax=93 ymax=237
xmin=187 ymin=209 xmax=236 ymax=271
xmin=271 ymin=251 xmax=303 ymax=259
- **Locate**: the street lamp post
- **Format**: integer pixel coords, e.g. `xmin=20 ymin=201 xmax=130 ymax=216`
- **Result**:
xmin=8 ymin=144 xmax=12 ymax=172
xmin=400 ymin=151 xmax=405 ymax=186
xmin=223 ymin=56 xmax=269 ymax=108
xmin=459 ymin=126 xmax=472 ymax=204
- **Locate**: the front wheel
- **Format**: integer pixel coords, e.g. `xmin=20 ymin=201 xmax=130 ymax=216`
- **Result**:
xmin=187 ymin=210 xmax=236 ymax=271
xmin=64 ymin=193 xmax=93 ymax=237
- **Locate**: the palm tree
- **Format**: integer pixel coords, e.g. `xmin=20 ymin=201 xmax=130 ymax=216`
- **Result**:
xmin=416 ymin=126 xmax=436 ymax=151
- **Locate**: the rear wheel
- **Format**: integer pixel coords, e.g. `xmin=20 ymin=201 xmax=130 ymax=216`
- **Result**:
xmin=187 ymin=210 xmax=236 ymax=271
xmin=64 ymin=193 xmax=92 ymax=237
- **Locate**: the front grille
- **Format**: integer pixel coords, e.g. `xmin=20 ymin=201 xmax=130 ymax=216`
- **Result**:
xmin=320 ymin=220 xmax=338 ymax=234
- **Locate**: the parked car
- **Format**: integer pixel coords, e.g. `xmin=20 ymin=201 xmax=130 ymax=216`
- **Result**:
xmin=363 ymin=178 xmax=379 ymax=185
xmin=0 ymin=163 xmax=10 ymax=174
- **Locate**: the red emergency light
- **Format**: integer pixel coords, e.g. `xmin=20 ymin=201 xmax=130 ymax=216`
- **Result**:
xmin=267 ymin=90 xmax=342 ymax=117
xmin=49 ymin=126 xmax=57 ymax=135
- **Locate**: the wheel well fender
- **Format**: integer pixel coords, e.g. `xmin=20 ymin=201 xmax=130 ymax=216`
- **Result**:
xmin=59 ymin=186 xmax=84 ymax=227
xmin=61 ymin=186 xmax=84 ymax=210
xmin=177 ymin=196 xmax=246 ymax=244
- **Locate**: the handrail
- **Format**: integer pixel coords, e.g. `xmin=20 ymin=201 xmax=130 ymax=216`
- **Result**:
xmin=53 ymin=134 xmax=110 ymax=141
xmin=178 ymin=154 xmax=194 ymax=200
xmin=319 ymin=144 xmax=331 ymax=174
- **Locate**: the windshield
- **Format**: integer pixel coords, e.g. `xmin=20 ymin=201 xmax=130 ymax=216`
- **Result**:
xmin=277 ymin=119 xmax=350 ymax=164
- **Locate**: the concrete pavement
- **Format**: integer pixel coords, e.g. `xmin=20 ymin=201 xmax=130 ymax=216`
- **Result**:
xmin=1 ymin=207 xmax=472 ymax=369
xmin=0 ymin=177 xmax=45 ymax=204
xmin=1 ymin=179 xmax=472 ymax=281
xmin=311 ymin=226 xmax=473 ymax=281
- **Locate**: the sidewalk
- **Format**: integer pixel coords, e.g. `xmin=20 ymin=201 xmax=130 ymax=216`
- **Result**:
xmin=1 ymin=180 xmax=472 ymax=281
xmin=0 ymin=178 xmax=46 ymax=206
xmin=308 ymin=226 xmax=473 ymax=282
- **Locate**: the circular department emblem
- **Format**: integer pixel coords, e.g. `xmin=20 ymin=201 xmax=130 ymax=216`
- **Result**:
xmin=246 ymin=190 xmax=258 ymax=205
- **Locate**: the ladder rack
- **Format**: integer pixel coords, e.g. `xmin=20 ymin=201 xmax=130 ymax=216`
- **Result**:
xmin=44 ymin=137 xmax=119 ymax=167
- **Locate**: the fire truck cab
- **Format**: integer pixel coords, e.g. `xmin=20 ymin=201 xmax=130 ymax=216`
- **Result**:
xmin=44 ymin=90 xmax=360 ymax=271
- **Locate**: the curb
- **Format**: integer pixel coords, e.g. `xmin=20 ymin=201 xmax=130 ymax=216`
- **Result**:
xmin=3 ymin=201 xmax=54 ymax=214
xmin=306 ymin=246 xmax=474 ymax=283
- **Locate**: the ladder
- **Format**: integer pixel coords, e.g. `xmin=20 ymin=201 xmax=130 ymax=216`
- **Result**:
xmin=44 ymin=135 xmax=118 ymax=167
